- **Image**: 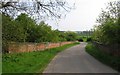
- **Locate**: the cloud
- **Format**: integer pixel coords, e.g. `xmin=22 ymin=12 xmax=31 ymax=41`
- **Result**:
xmin=47 ymin=0 xmax=118 ymax=31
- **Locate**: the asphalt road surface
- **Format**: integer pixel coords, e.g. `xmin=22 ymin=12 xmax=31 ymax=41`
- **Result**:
xmin=43 ymin=42 xmax=118 ymax=73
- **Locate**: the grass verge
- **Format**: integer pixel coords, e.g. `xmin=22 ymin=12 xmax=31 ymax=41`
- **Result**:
xmin=85 ymin=42 xmax=120 ymax=72
xmin=2 ymin=42 xmax=80 ymax=73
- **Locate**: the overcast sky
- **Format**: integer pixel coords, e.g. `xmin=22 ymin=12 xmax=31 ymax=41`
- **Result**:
xmin=46 ymin=0 xmax=118 ymax=31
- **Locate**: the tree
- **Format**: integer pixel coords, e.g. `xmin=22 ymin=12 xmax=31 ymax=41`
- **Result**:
xmin=50 ymin=30 xmax=60 ymax=42
xmin=0 ymin=0 xmax=74 ymax=20
xmin=15 ymin=13 xmax=36 ymax=42
xmin=93 ymin=1 xmax=120 ymax=45
xmin=65 ymin=31 xmax=78 ymax=41
xmin=2 ymin=14 xmax=26 ymax=42
xmin=2 ymin=14 xmax=26 ymax=52
xmin=33 ymin=21 xmax=53 ymax=42
xmin=58 ymin=31 xmax=67 ymax=42
xmin=97 ymin=1 xmax=120 ymax=24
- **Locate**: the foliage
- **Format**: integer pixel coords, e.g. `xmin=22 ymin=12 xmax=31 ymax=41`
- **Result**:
xmin=65 ymin=31 xmax=78 ymax=41
xmin=3 ymin=13 xmax=79 ymax=43
xmin=76 ymin=31 xmax=93 ymax=37
xmin=86 ymin=37 xmax=92 ymax=42
xmin=78 ymin=38 xmax=83 ymax=42
xmin=2 ymin=14 xmax=26 ymax=52
xmin=85 ymin=42 xmax=120 ymax=72
xmin=2 ymin=14 xmax=25 ymax=42
xmin=2 ymin=13 xmax=79 ymax=52
xmin=91 ymin=1 xmax=120 ymax=71
xmin=15 ymin=13 xmax=37 ymax=42
xmin=2 ymin=42 xmax=79 ymax=73
xmin=0 ymin=0 xmax=74 ymax=20
xmin=58 ymin=31 xmax=67 ymax=42
xmin=77 ymin=36 xmax=88 ymax=42
xmin=92 ymin=1 xmax=120 ymax=45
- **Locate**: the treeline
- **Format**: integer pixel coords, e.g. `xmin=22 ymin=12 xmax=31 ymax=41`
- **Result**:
xmin=76 ymin=31 xmax=93 ymax=37
xmin=92 ymin=1 xmax=120 ymax=45
xmin=2 ymin=13 xmax=78 ymax=45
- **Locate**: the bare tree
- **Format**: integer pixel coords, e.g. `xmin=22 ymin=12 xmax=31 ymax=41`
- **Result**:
xmin=0 ymin=0 xmax=75 ymax=20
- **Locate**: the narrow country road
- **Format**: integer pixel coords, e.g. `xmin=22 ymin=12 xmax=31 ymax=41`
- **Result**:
xmin=43 ymin=42 xmax=118 ymax=73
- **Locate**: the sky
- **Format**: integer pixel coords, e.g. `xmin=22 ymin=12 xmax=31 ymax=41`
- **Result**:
xmin=46 ymin=0 xmax=118 ymax=31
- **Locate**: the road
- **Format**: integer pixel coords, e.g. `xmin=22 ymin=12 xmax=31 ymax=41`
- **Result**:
xmin=43 ymin=42 xmax=118 ymax=73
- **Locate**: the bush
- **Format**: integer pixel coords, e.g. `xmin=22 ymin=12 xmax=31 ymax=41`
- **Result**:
xmin=85 ymin=43 xmax=120 ymax=72
xmin=86 ymin=37 xmax=92 ymax=42
xmin=78 ymin=38 xmax=83 ymax=42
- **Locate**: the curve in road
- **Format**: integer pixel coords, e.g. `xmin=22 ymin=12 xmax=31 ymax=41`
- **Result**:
xmin=43 ymin=42 xmax=118 ymax=73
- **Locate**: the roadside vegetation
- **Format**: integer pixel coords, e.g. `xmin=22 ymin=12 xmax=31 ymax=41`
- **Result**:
xmin=1 ymin=0 xmax=79 ymax=74
xmin=2 ymin=3 xmax=81 ymax=74
xmin=2 ymin=42 xmax=80 ymax=73
xmin=77 ymin=36 xmax=92 ymax=42
xmin=85 ymin=42 xmax=120 ymax=72
xmin=2 ymin=13 xmax=79 ymax=53
xmin=92 ymin=1 xmax=120 ymax=45
xmin=86 ymin=1 xmax=120 ymax=72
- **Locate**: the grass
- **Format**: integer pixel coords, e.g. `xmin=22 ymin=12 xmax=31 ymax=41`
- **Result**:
xmin=85 ymin=42 xmax=120 ymax=72
xmin=78 ymin=36 xmax=91 ymax=42
xmin=2 ymin=42 xmax=80 ymax=73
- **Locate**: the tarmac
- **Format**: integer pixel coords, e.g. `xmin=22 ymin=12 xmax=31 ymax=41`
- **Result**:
xmin=43 ymin=42 xmax=118 ymax=73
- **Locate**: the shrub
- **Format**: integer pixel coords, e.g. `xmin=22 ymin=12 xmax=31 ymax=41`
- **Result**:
xmin=86 ymin=37 xmax=92 ymax=42
xmin=78 ymin=38 xmax=83 ymax=42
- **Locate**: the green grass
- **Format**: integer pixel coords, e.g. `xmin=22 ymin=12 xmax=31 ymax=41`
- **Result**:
xmin=78 ymin=36 xmax=91 ymax=42
xmin=2 ymin=42 xmax=80 ymax=73
xmin=85 ymin=42 xmax=120 ymax=72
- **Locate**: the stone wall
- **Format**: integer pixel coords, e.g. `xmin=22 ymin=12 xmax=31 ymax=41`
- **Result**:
xmin=7 ymin=42 xmax=73 ymax=53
